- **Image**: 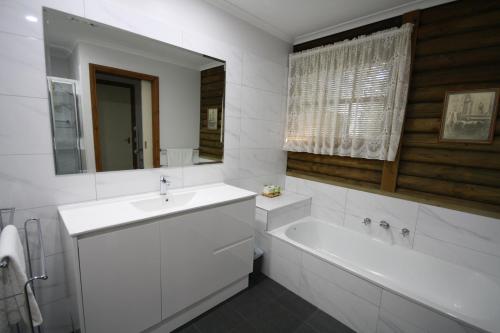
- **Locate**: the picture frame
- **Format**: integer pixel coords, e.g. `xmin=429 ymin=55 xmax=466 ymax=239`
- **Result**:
xmin=439 ymin=88 xmax=499 ymax=144
xmin=207 ymin=108 xmax=218 ymax=130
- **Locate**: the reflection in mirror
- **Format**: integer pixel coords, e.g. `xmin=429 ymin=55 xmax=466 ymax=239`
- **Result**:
xmin=43 ymin=8 xmax=225 ymax=174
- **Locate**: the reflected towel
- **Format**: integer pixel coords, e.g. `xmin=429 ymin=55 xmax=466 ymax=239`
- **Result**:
xmin=167 ymin=149 xmax=193 ymax=167
xmin=0 ymin=225 xmax=42 ymax=331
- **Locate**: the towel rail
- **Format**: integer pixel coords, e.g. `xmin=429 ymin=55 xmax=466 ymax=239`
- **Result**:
xmin=0 ymin=210 xmax=48 ymax=333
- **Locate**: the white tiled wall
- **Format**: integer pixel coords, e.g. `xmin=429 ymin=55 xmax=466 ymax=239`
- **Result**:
xmin=0 ymin=0 xmax=290 ymax=331
xmin=285 ymin=175 xmax=500 ymax=281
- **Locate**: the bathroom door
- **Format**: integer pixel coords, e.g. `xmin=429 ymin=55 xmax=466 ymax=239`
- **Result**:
xmin=96 ymin=82 xmax=136 ymax=171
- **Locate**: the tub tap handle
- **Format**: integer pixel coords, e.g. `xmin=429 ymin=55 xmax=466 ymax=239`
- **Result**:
xmin=401 ymin=228 xmax=410 ymax=237
xmin=379 ymin=220 xmax=390 ymax=229
xmin=362 ymin=218 xmax=371 ymax=225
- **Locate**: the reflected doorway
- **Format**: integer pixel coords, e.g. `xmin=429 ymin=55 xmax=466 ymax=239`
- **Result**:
xmin=90 ymin=64 xmax=160 ymax=171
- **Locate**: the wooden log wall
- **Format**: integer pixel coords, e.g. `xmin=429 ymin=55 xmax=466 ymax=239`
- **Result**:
xmin=199 ymin=65 xmax=225 ymax=160
xmin=288 ymin=0 xmax=500 ymax=215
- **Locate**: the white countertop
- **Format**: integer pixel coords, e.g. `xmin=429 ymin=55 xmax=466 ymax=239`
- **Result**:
xmin=58 ymin=183 xmax=256 ymax=237
xmin=256 ymin=192 xmax=311 ymax=212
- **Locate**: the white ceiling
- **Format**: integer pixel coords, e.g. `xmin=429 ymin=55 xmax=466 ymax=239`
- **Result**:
xmin=206 ymin=0 xmax=453 ymax=44
xmin=44 ymin=9 xmax=223 ymax=71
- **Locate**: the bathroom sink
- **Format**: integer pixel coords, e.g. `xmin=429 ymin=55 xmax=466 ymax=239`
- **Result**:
xmin=131 ymin=192 xmax=196 ymax=211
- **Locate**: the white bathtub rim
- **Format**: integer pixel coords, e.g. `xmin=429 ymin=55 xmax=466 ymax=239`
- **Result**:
xmin=268 ymin=217 xmax=496 ymax=333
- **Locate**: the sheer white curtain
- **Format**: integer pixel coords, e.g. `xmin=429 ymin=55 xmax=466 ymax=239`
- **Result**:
xmin=284 ymin=23 xmax=413 ymax=161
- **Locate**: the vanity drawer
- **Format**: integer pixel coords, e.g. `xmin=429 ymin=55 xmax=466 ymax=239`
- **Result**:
xmin=160 ymin=199 xmax=254 ymax=319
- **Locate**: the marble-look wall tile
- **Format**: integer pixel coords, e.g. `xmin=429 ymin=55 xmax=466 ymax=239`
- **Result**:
xmin=182 ymin=31 xmax=243 ymax=85
xmin=0 ymin=95 xmax=52 ymax=155
xmin=84 ymin=0 xmax=183 ymax=48
xmin=241 ymin=86 xmax=284 ymax=122
xmin=242 ymin=52 xmax=287 ymax=94
xmin=299 ymin=270 xmax=380 ymax=333
xmin=225 ymin=83 xmax=242 ymax=118
xmin=380 ymin=290 xmax=469 ymax=333
xmin=310 ymin=204 xmax=345 ymax=226
xmin=285 ymin=176 xmax=347 ymax=213
xmin=413 ymin=233 xmax=500 ymax=280
xmin=344 ymin=189 xmax=418 ymax=246
xmin=267 ymin=201 xmax=310 ymax=231
xmin=39 ymin=0 xmax=85 ymax=16
xmin=32 ymin=252 xmax=67 ymax=305
xmin=268 ymin=237 xmax=302 ymax=294
xmin=0 ymin=0 xmax=44 ymax=38
xmin=377 ymin=309 xmax=427 ymax=333
xmin=223 ymin=116 xmax=240 ymax=150
xmin=0 ymin=32 xmax=47 ymax=98
xmin=39 ymin=298 xmax=73 ymax=333
xmin=221 ymin=149 xmax=239 ymax=181
xmin=230 ymin=173 xmax=285 ymax=194
xmin=240 ymin=118 xmax=284 ymax=149
xmin=95 ymin=167 xmax=183 ymax=199
xmin=285 ymin=176 xmax=347 ymax=226
xmin=415 ymin=204 xmax=500 ymax=257
xmin=183 ymin=163 xmax=223 ymax=187
xmin=0 ymin=154 xmax=96 ymax=209
xmin=13 ymin=205 xmax=63 ymax=258
xmin=302 ymin=252 xmax=382 ymax=306
xmin=239 ymin=149 xmax=286 ymax=178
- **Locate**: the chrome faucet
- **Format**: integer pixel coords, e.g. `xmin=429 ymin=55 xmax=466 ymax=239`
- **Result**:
xmin=362 ymin=218 xmax=371 ymax=225
xmin=379 ymin=220 xmax=390 ymax=229
xmin=160 ymin=176 xmax=170 ymax=196
xmin=401 ymin=228 xmax=410 ymax=237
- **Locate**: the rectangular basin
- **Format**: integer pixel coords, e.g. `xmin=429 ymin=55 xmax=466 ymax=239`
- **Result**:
xmin=131 ymin=192 xmax=196 ymax=212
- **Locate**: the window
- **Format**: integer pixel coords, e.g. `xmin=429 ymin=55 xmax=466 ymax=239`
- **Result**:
xmin=284 ymin=23 xmax=413 ymax=161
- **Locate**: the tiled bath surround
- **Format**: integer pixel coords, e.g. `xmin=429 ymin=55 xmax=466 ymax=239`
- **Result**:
xmin=265 ymin=225 xmax=487 ymax=333
xmin=255 ymin=176 xmax=500 ymax=332
xmin=0 ymin=0 xmax=289 ymax=331
xmin=285 ymin=176 xmax=500 ymax=281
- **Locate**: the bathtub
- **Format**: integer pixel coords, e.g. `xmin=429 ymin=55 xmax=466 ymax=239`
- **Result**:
xmin=267 ymin=217 xmax=500 ymax=333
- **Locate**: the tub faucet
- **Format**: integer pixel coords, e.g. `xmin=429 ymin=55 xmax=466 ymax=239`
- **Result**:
xmin=362 ymin=218 xmax=371 ymax=225
xmin=160 ymin=176 xmax=170 ymax=195
xmin=379 ymin=220 xmax=390 ymax=229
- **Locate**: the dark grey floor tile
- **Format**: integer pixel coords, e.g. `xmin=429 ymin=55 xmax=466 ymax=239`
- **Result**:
xmin=227 ymin=318 xmax=259 ymax=333
xmin=229 ymin=286 xmax=278 ymax=316
xmin=244 ymin=300 xmax=303 ymax=333
xmin=294 ymin=323 xmax=319 ymax=333
xmin=193 ymin=303 xmax=244 ymax=333
xmin=277 ymin=289 xmax=317 ymax=321
xmin=173 ymin=277 xmax=350 ymax=333
xmin=254 ymin=276 xmax=288 ymax=297
xmin=306 ymin=310 xmax=355 ymax=333
xmin=172 ymin=323 xmax=200 ymax=333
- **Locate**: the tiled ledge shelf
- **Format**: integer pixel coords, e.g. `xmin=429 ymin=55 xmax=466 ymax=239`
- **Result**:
xmin=255 ymin=192 xmax=312 ymax=232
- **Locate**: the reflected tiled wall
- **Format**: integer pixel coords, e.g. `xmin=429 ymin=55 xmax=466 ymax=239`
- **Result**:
xmin=285 ymin=176 xmax=500 ymax=281
xmin=0 ymin=0 xmax=290 ymax=331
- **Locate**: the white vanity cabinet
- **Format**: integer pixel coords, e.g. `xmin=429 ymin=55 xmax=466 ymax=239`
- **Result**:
xmin=59 ymin=184 xmax=256 ymax=333
xmin=78 ymin=222 xmax=161 ymax=333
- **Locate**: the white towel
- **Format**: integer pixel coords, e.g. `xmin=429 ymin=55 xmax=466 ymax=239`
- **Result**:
xmin=0 ymin=225 xmax=42 ymax=332
xmin=167 ymin=149 xmax=193 ymax=167
xmin=160 ymin=151 xmax=168 ymax=167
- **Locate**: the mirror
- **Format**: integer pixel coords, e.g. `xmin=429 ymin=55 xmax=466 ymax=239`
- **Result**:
xmin=43 ymin=8 xmax=225 ymax=175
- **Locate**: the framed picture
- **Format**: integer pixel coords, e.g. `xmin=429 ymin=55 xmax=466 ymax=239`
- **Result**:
xmin=207 ymin=108 xmax=218 ymax=130
xmin=439 ymin=88 xmax=499 ymax=143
